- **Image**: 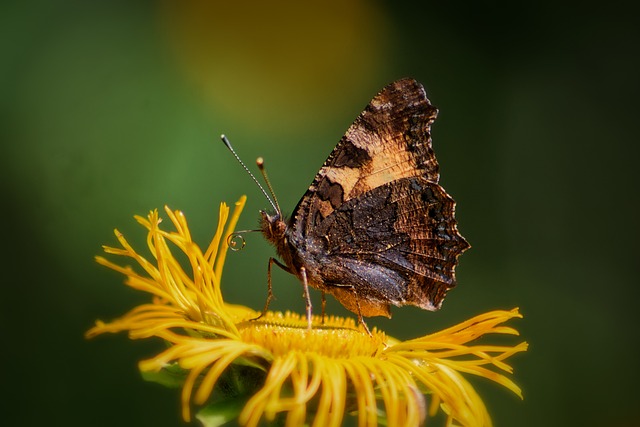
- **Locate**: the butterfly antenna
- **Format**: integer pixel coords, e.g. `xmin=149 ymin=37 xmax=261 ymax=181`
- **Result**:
xmin=256 ymin=157 xmax=282 ymax=217
xmin=220 ymin=134 xmax=279 ymax=214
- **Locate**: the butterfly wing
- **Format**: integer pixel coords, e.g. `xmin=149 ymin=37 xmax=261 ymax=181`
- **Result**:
xmin=290 ymin=78 xmax=440 ymax=236
xmin=310 ymin=176 xmax=469 ymax=316
xmin=285 ymin=78 xmax=468 ymax=317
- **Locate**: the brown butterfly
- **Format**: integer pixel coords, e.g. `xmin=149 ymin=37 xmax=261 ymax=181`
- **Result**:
xmin=223 ymin=78 xmax=469 ymax=332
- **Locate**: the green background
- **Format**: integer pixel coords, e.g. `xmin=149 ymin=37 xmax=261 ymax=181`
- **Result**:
xmin=2 ymin=1 xmax=638 ymax=426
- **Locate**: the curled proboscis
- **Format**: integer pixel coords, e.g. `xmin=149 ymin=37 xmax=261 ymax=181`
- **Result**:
xmin=227 ymin=232 xmax=246 ymax=251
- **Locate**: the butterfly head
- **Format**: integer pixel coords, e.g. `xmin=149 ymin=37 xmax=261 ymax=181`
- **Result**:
xmin=259 ymin=210 xmax=288 ymax=243
xmin=259 ymin=210 xmax=291 ymax=263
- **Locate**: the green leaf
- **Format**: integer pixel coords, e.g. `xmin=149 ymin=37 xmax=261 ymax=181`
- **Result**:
xmin=195 ymin=396 xmax=248 ymax=427
xmin=141 ymin=362 xmax=188 ymax=388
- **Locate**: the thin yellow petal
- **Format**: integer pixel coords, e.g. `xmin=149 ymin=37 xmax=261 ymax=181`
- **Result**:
xmin=214 ymin=195 xmax=246 ymax=281
xmin=240 ymin=352 xmax=298 ymax=427
xmin=204 ymin=202 xmax=229 ymax=268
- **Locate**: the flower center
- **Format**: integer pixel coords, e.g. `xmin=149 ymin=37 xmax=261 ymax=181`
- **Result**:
xmin=237 ymin=311 xmax=387 ymax=358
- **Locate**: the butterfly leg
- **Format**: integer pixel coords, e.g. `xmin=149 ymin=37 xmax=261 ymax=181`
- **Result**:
xmin=327 ymin=283 xmax=372 ymax=336
xmin=253 ymin=257 xmax=290 ymax=321
xmin=300 ymin=267 xmax=313 ymax=330
xmin=321 ymin=291 xmax=327 ymax=324
xmin=350 ymin=288 xmax=372 ymax=336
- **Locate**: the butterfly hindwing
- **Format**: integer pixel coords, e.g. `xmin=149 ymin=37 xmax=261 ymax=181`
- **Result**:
xmin=303 ymin=176 xmax=469 ymax=317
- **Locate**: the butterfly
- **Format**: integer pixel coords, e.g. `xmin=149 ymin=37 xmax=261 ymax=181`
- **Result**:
xmin=224 ymin=78 xmax=469 ymax=332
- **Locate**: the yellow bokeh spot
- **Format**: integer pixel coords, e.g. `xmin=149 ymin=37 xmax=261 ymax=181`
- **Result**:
xmin=158 ymin=1 xmax=394 ymax=133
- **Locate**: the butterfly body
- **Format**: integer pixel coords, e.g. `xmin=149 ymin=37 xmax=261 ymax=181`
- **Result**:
xmin=259 ymin=78 xmax=469 ymax=322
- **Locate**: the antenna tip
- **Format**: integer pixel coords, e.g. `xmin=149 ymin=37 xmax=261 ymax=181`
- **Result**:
xmin=256 ymin=157 xmax=265 ymax=168
xmin=221 ymin=134 xmax=232 ymax=149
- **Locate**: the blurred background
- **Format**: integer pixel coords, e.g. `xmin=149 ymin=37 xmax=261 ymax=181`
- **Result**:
xmin=2 ymin=1 xmax=638 ymax=426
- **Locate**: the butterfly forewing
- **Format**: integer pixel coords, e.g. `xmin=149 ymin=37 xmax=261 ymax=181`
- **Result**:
xmin=291 ymin=78 xmax=440 ymax=236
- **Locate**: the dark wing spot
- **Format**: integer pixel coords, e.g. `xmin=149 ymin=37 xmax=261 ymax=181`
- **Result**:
xmin=332 ymin=138 xmax=372 ymax=168
xmin=317 ymin=179 xmax=345 ymax=209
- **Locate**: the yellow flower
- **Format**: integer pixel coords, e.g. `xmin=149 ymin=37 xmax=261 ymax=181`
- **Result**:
xmin=86 ymin=196 xmax=527 ymax=427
